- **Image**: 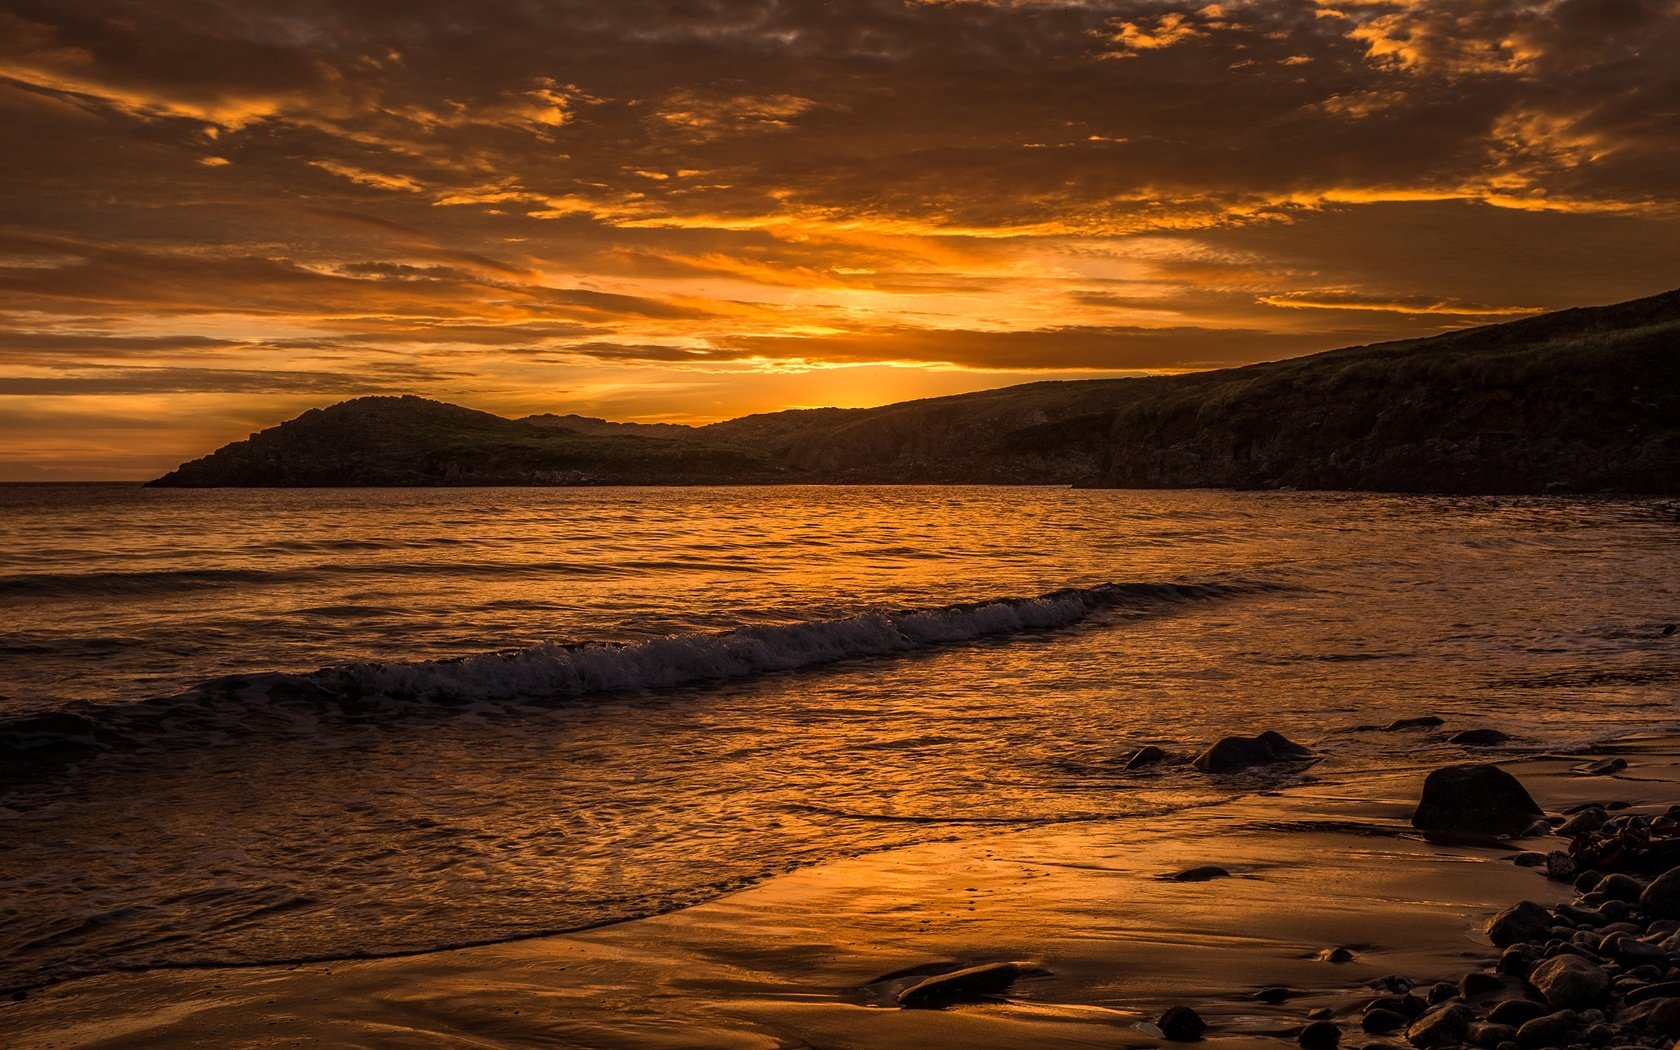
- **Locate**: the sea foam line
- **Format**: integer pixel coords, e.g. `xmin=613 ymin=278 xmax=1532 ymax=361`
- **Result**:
xmin=320 ymin=581 xmax=1243 ymax=702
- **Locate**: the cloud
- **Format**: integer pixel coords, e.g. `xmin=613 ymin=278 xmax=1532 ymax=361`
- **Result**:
xmin=2 ymin=0 xmax=1677 ymax=475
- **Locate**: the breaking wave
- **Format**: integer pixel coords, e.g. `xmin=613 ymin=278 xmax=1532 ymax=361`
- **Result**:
xmin=0 ymin=580 xmax=1255 ymax=773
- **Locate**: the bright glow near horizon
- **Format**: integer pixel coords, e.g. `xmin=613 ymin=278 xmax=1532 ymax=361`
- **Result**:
xmin=2 ymin=1 xmax=1679 ymax=478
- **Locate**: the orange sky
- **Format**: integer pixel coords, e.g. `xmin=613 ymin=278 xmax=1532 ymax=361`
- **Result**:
xmin=2 ymin=0 xmax=1679 ymax=479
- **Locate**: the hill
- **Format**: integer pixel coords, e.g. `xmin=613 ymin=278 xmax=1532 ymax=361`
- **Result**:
xmin=149 ymin=289 xmax=1680 ymax=493
xmin=147 ymin=396 xmax=783 ymax=487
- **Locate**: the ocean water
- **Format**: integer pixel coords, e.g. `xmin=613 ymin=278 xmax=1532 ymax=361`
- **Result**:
xmin=1 ymin=484 xmax=1677 ymax=994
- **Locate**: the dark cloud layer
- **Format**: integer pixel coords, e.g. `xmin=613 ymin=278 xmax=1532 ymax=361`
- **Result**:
xmin=1 ymin=0 xmax=1678 ymax=476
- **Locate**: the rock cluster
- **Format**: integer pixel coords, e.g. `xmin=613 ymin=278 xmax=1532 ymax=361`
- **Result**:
xmin=1361 ymin=803 xmax=1680 ymax=1050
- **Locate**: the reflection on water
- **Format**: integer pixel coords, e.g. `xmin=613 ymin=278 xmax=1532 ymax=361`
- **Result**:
xmin=0 ymin=486 xmax=1677 ymax=992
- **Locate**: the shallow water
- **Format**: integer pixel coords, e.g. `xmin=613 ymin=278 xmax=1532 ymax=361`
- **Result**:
xmin=1 ymin=485 xmax=1677 ymax=993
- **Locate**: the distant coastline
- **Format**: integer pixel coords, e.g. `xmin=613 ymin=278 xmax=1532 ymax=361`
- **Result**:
xmin=149 ymin=289 xmax=1680 ymax=495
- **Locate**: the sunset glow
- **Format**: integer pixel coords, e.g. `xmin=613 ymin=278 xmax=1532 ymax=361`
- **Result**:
xmin=3 ymin=0 xmax=1678 ymax=478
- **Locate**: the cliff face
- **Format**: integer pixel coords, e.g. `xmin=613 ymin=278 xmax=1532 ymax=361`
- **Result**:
xmin=1097 ymin=295 xmax=1680 ymax=492
xmin=149 ymin=290 xmax=1680 ymax=493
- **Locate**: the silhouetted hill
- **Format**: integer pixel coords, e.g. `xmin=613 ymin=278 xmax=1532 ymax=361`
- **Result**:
xmin=150 ymin=289 xmax=1680 ymax=493
xmin=148 ymin=396 xmax=782 ymax=487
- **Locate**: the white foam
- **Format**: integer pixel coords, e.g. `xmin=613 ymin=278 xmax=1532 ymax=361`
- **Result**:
xmin=327 ymin=582 xmax=1229 ymax=703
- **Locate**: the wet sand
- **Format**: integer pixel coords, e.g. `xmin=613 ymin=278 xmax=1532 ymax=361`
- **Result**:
xmin=7 ymin=739 xmax=1676 ymax=1049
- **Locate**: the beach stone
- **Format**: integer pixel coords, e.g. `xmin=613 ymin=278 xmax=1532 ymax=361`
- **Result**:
xmin=1463 ymin=971 xmax=1517 ymax=998
xmin=1169 ymin=866 xmax=1231 ymax=882
xmin=1516 ymin=1010 xmax=1578 ymax=1048
xmin=1158 ymin=1005 xmax=1209 ymax=1041
xmin=1409 ymin=1003 xmax=1475 ymax=1047
xmin=1578 ymin=759 xmax=1628 ymax=777
xmin=1364 ymin=1009 xmax=1411 ymax=1034
xmin=1370 ymin=975 xmax=1415 ymax=994
xmin=1560 ymin=808 xmax=1612 ymax=838
xmin=1319 ymin=946 xmax=1356 ymax=963
xmin=1299 ymin=1020 xmax=1341 ymax=1048
xmin=1256 ymin=987 xmax=1294 ymax=1004
xmin=1644 ymin=999 xmax=1680 ymax=1037
xmin=1125 ymin=745 xmax=1169 ymax=770
xmin=1557 ymin=902 xmax=1608 ymax=927
xmin=1603 ymin=933 xmax=1669 ymax=965
xmin=1626 ymin=983 xmax=1680 ymax=1006
xmin=1640 ymin=869 xmax=1680 ymax=921
xmin=1471 ymin=1022 xmax=1520 ymax=1047
xmin=1193 ymin=731 xmax=1313 ymax=773
xmin=1387 ymin=716 xmax=1446 ymax=731
xmin=1583 ymin=1022 xmax=1615 ymax=1046
xmin=896 ymin=961 xmax=1030 ymax=1008
xmin=1425 ymin=981 xmax=1458 ymax=1004
xmin=1547 ymin=851 xmax=1580 ymax=882
xmin=1499 ymin=946 xmax=1539 ymax=978
xmin=1577 ymin=870 xmax=1605 ymax=893
xmin=1614 ymin=997 xmax=1670 ymax=1028
xmin=1531 ymin=956 xmax=1612 ymax=1010
xmin=1598 ymin=874 xmax=1643 ymax=902
xmin=1489 ymin=901 xmax=1557 ymax=946
xmin=1308 ymin=1008 xmax=1334 ymax=1020
xmin=1453 ymin=729 xmax=1512 ymax=746
xmin=1514 ymin=852 xmax=1550 ymax=868
xmin=1490 ymin=1000 xmax=1551 ymax=1027
xmin=1412 ymin=764 xmax=1545 ymax=837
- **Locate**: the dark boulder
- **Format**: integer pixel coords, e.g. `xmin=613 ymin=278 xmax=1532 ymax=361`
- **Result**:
xmin=1412 ymin=764 xmax=1544 ymax=837
xmin=1451 ymin=729 xmax=1512 ymax=746
xmin=1363 ymin=1009 xmax=1410 ymax=1034
xmin=1558 ymin=807 xmax=1610 ymax=838
xmin=1167 ymin=866 xmax=1231 ymax=882
xmin=1469 ymin=1022 xmax=1518 ymax=1047
xmin=1124 ymin=745 xmax=1169 ymax=770
xmin=896 ymin=961 xmax=1032 ymax=1008
xmin=1488 ymin=1000 xmax=1549 ymax=1027
xmin=1158 ymin=1005 xmax=1208 ymax=1041
xmin=1529 ymin=955 xmax=1611 ymax=1010
xmin=1639 ymin=867 xmax=1680 ymax=921
xmin=1485 ymin=901 xmax=1554 ymax=947
xmin=1642 ymin=997 xmax=1680 ymax=1036
xmin=1595 ymin=873 xmax=1642 ymax=901
xmin=1386 ymin=716 xmax=1446 ymax=731
xmin=1298 ymin=1020 xmax=1340 ymax=1049
xmin=1576 ymin=758 xmax=1628 ymax=777
xmin=1193 ymin=731 xmax=1314 ymax=773
xmin=1514 ymin=1010 xmax=1577 ymax=1049
xmin=1408 ymin=1003 xmax=1474 ymax=1047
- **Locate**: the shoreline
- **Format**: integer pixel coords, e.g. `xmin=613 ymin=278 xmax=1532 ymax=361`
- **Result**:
xmin=8 ymin=736 xmax=1677 ymax=1048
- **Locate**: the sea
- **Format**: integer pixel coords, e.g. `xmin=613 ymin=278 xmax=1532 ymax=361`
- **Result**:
xmin=1 ymin=484 xmax=1677 ymax=995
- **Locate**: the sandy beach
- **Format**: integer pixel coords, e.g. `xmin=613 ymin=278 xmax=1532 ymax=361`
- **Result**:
xmin=8 ymin=735 xmax=1674 ymax=1049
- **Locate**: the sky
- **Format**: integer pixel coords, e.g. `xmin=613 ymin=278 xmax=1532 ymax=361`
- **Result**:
xmin=2 ymin=0 xmax=1678 ymax=479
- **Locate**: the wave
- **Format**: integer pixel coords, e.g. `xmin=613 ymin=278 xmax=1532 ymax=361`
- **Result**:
xmin=318 ymin=581 xmax=1246 ymax=702
xmin=0 ymin=579 xmax=1256 ymax=772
